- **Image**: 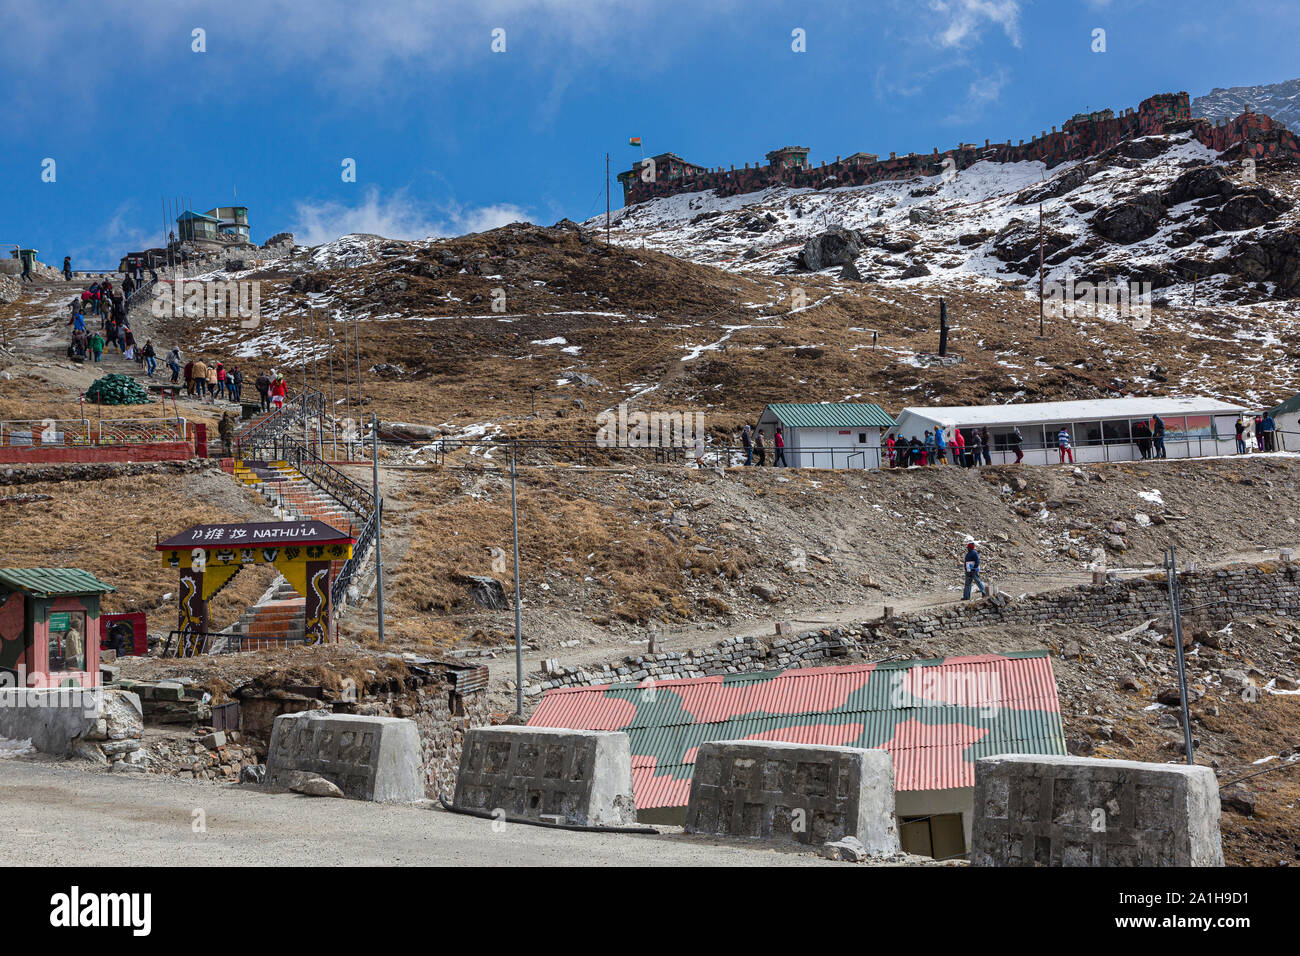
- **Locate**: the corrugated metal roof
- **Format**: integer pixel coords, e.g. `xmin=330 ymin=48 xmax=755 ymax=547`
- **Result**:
xmin=762 ymin=403 xmax=897 ymax=429
xmin=529 ymin=652 xmax=1065 ymax=809
xmin=896 ymin=396 xmax=1248 ymax=431
xmin=1269 ymin=393 xmax=1300 ymax=418
xmin=0 ymin=567 xmax=116 ymax=598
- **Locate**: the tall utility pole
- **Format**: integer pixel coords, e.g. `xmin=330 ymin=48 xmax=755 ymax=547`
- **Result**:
xmin=1037 ymin=200 xmax=1045 ymax=337
xmin=510 ymin=447 xmax=524 ymax=718
xmin=327 ymin=319 xmax=338 ymax=461
xmin=341 ymin=316 xmax=353 ymax=459
xmin=372 ymin=414 xmax=385 ymax=644
xmin=605 ymin=152 xmax=611 ymax=245
xmin=353 ymin=313 xmax=363 ymax=432
xmin=1165 ymin=547 xmax=1195 ymax=765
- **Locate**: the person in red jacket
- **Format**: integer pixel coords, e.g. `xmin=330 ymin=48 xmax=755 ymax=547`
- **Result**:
xmin=773 ymin=425 xmax=788 ymax=467
xmin=271 ymin=375 xmax=287 ymax=409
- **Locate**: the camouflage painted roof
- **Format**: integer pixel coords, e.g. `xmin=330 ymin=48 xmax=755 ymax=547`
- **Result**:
xmin=0 ymin=567 xmax=116 ymax=598
xmin=528 ymin=652 xmax=1065 ymax=810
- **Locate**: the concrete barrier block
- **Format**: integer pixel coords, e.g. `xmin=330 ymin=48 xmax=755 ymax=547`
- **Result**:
xmin=453 ymin=726 xmax=637 ymax=827
xmin=265 ymin=711 xmax=424 ymax=803
xmin=684 ymin=740 xmax=900 ymax=854
xmin=970 ymin=754 xmax=1223 ymax=866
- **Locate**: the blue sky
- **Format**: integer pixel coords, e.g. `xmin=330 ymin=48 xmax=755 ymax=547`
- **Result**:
xmin=2 ymin=0 xmax=1297 ymax=267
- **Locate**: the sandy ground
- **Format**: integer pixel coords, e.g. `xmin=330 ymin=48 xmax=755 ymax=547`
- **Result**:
xmin=0 ymin=758 xmax=845 ymax=867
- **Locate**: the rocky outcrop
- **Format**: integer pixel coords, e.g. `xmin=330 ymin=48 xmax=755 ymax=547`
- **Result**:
xmin=798 ymin=226 xmax=862 ymax=271
xmin=1229 ymin=228 xmax=1300 ymax=294
xmin=1091 ymin=193 xmax=1166 ymax=244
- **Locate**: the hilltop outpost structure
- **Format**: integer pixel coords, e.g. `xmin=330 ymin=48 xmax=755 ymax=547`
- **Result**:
xmin=756 ymin=402 xmax=896 ymax=468
xmin=529 ymin=652 xmax=1067 ymax=858
xmin=619 ymin=91 xmax=1300 ymax=205
xmin=176 ymin=206 xmax=253 ymax=250
xmin=892 ymin=396 xmax=1250 ymax=465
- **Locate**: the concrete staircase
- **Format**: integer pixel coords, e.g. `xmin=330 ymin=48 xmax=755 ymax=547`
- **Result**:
xmin=224 ymin=579 xmax=306 ymax=651
xmin=225 ymin=459 xmax=360 ymax=532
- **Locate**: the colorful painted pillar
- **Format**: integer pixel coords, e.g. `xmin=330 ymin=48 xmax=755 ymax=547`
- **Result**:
xmin=303 ymin=559 xmax=332 ymax=646
xmin=176 ymin=565 xmax=209 ymax=657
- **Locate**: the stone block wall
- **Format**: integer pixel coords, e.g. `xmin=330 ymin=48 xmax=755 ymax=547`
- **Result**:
xmin=621 ymin=91 xmax=1300 ymax=206
xmin=684 ymin=740 xmax=899 ymax=853
xmin=265 ymin=711 xmax=425 ymax=802
xmin=524 ymin=630 xmax=860 ymax=698
xmin=453 ymin=726 xmax=637 ymax=827
xmin=970 ymin=754 xmax=1223 ymax=866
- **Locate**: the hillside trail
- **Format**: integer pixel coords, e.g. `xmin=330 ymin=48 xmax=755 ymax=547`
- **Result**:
xmin=480 ymin=538 xmax=1300 ymax=689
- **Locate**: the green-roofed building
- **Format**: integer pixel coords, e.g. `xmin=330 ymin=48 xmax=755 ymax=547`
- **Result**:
xmin=1268 ymin=392 xmax=1300 ymax=451
xmin=757 ymin=402 xmax=897 ymax=468
xmin=0 ymin=568 xmax=115 ymax=687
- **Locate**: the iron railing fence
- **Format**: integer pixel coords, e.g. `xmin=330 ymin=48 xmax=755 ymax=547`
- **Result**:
xmin=0 ymin=417 xmax=187 ymax=448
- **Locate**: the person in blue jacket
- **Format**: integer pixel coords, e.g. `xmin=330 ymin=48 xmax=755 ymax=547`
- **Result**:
xmin=963 ymin=542 xmax=988 ymax=600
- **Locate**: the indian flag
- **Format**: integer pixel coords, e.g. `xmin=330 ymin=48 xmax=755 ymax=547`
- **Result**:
xmin=628 ymin=137 xmax=641 ymax=147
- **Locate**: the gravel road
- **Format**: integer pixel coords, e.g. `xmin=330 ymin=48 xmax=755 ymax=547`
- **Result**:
xmin=0 ymin=759 xmax=831 ymax=867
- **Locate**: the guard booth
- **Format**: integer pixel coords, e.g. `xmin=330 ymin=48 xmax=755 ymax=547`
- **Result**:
xmin=100 ymin=612 xmax=148 ymax=657
xmin=0 ymin=568 xmax=116 ymax=688
xmin=156 ymin=520 xmax=355 ymax=656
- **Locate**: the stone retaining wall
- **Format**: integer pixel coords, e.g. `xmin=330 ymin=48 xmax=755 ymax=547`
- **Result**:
xmin=527 ymin=561 xmax=1298 ymax=699
xmin=884 ymin=562 xmax=1300 ymax=641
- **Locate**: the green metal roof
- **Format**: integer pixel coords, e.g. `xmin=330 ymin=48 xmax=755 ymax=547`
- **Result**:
xmin=762 ymin=402 xmax=897 ymax=429
xmin=0 ymin=568 xmax=116 ymax=598
xmin=1269 ymin=393 xmax=1300 ymax=417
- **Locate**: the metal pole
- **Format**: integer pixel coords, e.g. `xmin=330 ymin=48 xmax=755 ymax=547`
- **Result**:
xmin=341 ymin=316 xmax=353 ymax=459
xmin=511 ymin=446 xmax=524 ymax=718
xmin=1166 ymin=547 xmax=1195 ymax=765
xmin=372 ymin=413 xmax=385 ymax=643
xmin=353 ymin=313 xmax=363 ymax=428
xmin=1037 ymin=200 xmax=1045 ymax=337
xmin=300 ymin=311 xmax=308 ymax=448
xmin=606 ymin=152 xmax=611 ymax=245
xmin=328 ymin=317 xmax=337 ymax=461
xmin=310 ymin=308 xmax=322 ymax=457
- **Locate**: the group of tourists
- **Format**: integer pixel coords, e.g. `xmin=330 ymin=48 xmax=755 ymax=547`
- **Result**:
xmin=738 ymin=424 xmax=788 ymax=466
xmin=65 ymin=278 xmax=154 ymax=368
xmin=885 ymin=425 xmax=1022 ymax=468
xmin=175 ymin=356 xmax=287 ymax=410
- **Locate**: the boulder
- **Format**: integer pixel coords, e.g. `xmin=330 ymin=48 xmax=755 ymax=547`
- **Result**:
xmin=1164 ymin=167 xmax=1229 ymax=206
xmin=291 ymin=775 xmax=346 ymax=798
xmin=1092 ymin=193 xmax=1165 ymax=244
xmin=1216 ymin=192 xmax=1288 ymax=231
xmin=798 ymin=227 xmax=862 ymax=272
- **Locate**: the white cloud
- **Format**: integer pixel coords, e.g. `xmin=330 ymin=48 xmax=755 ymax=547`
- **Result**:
xmin=928 ymin=0 xmax=1023 ymax=49
xmin=290 ymin=186 xmax=530 ymax=245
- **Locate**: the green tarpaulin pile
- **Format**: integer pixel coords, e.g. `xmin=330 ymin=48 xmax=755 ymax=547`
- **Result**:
xmin=85 ymin=373 xmax=150 ymax=405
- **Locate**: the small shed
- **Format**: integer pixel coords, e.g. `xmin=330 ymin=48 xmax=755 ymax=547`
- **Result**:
xmin=0 ymin=568 xmax=116 ymax=688
xmin=757 ymin=403 xmax=897 ymax=468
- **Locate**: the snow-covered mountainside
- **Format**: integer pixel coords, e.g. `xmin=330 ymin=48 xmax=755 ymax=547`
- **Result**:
xmin=1194 ymin=78 xmax=1300 ymax=134
xmin=592 ymin=130 xmax=1300 ymax=310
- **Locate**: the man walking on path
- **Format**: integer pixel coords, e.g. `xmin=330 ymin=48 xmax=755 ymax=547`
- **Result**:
xmin=753 ymin=428 xmax=765 ymax=466
xmin=1057 ymin=427 xmax=1074 ymax=464
xmin=62 ymin=257 xmax=72 ymax=280
xmin=89 ymin=331 xmax=103 ymax=362
xmin=256 ymin=371 xmax=272 ymax=413
xmin=1010 ymin=426 xmax=1024 ymax=464
xmin=192 ymin=358 xmax=208 ymax=399
xmin=741 ymin=424 xmax=753 ymax=466
xmin=962 ymin=542 xmax=988 ymax=600
xmin=168 ymin=347 xmax=182 ymax=383
xmin=142 ymin=340 xmax=156 ymax=376
xmin=980 ymin=426 xmax=993 ymax=466
xmin=1235 ymin=419 xmax=1247 ymax=455
xmin=773 ymin=426 xmax=788 ymax=467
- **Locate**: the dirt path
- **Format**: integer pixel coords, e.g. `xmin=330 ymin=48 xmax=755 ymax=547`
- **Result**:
xmin=479 ymin=539 xmax=1300 ymax=691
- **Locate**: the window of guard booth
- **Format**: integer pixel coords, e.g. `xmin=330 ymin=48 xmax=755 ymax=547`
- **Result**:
xmin=1046 ymin=424 xmax=1074 ymax=447
xmin=48 ymin=609 xmax=87 ymax=673
xmin=1077 ymin=421 xmax=1104 ymax=447
xmin=1102 ymin=419 xmax=1130 ymax=445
